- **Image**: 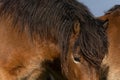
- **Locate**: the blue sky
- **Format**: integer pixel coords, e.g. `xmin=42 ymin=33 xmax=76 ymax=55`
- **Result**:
xmin=78 ymin=0 xmax=120 ymax=17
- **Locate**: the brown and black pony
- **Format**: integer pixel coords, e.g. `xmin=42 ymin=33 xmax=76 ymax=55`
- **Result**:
xmin=0 ymin=0 xmax=108 ymax=80
xmin=99 ymin=5 xmax=120 ymax=80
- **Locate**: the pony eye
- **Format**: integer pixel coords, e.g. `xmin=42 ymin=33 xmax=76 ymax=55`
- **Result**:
xmin=73 ymin=47 xmax=81 ymax=62
xmin=73 ymin=53 xmax=81 ymax=63
xmin=74 ymin=56 xmax=81 ymax=62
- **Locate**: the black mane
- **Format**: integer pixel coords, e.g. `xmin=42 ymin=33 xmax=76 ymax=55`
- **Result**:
xmin=105 ymin=5 xmax=120 ymax=14
xmin=0 ymin=0 xmax=108 ymax=69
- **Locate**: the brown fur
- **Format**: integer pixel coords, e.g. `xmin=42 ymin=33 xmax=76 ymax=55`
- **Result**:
xmin=0 ymin=0 xmax=108 ymax=80
xmin=99 ymin=5 xmax=120 ymax=80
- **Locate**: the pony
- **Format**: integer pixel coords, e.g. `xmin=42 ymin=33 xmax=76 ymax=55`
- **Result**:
xmin=0 ymin=0 xmax=108 ymax=80
xmin=98 ymin=5 xmax=120 ymax=80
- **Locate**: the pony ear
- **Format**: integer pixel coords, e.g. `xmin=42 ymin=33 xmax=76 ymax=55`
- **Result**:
xmin=96 ymin=19 xmax=109 ymax=30
xmin=73 ymin=20 xmax=80 ymax=35
xmin=69 ymin=20 xmax=80 ymax=51
xmin=103 ymin=19 xmax=109 ymax=30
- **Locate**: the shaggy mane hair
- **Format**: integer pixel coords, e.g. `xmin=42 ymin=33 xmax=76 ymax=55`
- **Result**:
xmin=105 ymin=5 xmax=120 ymax=14
xmin=0 ymin=0 xmax=108 ymax=69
